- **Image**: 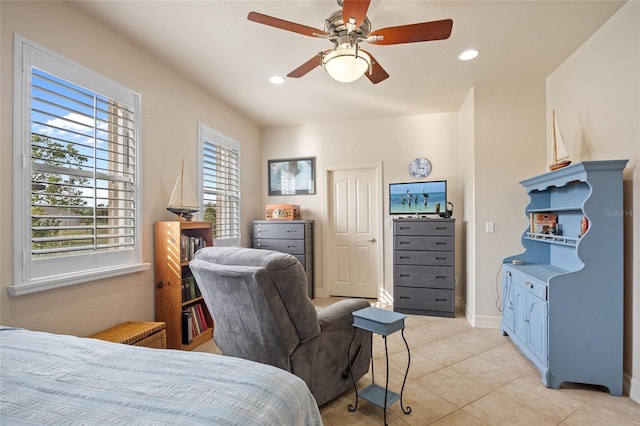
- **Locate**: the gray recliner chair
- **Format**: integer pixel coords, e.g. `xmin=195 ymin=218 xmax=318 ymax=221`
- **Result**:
xmin=189 ymin=246 xmax=372 ymax=406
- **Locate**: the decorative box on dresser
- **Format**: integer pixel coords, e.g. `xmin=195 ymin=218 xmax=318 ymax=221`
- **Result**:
xmin=252 ymin=220 xmax=314 ymax=299
xmin=154 ymin=221 xmax=214 ymax=350
xmin=502 ymin=160 xmax=627 ymax=396
xmin=393 ymin=218 xmax=455 ymax=318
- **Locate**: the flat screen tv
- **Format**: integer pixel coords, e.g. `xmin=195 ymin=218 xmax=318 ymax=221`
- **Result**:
xmin=389 ymin=180 xmax=447 ymax=215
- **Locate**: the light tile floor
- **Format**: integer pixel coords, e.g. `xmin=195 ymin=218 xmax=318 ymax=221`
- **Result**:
xmin=195 ymin=297 xmax=640 ymax=425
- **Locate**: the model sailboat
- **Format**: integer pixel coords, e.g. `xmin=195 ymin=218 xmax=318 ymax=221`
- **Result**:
xmin=549 ymin=110 xmax=571 ymax=171
xmin=167 ymin=159 xmax=199 ymax=221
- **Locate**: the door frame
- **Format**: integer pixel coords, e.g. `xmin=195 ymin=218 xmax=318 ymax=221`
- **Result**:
xmin=322 ymin=161 xmax=384 ymax=299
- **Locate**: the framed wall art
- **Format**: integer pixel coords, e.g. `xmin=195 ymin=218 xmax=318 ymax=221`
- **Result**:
xmin=268 ymin=157 xmax=316 ymax=196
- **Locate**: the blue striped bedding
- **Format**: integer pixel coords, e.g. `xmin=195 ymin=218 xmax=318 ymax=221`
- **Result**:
xmin=0 ymin=326 xmax=322 ymax=425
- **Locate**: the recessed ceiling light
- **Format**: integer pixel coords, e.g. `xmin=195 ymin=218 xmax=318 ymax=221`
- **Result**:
xmin=269 ymin=76 xmax=285 ymax=84
xmin=459 ymin=49 xmax=479 ymax=61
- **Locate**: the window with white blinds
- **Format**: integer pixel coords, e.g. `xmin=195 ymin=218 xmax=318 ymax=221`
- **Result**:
xmin=198 ymin=125 xmax=240 ymax=247
xmin=10 ymin=35 xmax=147 ymax=296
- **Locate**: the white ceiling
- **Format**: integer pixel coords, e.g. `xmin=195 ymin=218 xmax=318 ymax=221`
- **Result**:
xmin=70 ymin=0 xmax=625 ymax=128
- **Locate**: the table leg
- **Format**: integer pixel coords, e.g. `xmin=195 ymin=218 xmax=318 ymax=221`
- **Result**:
xmin=399 ymin=328 xmax=412 ymax=415
xmin=347 ymin=327 xmax=359 ymax=412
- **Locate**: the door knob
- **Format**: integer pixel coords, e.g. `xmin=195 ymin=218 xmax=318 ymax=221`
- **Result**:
xmin=367 ymin=238 xmax=377 ymax=243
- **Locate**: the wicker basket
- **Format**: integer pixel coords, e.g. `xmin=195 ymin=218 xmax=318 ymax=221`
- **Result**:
xmin=89 ymin=321 xmax=167 ymax=349
xmin=266 ymin=204 xmax=301 ymax=220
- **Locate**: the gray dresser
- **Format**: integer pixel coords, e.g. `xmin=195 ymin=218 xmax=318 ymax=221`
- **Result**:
xmin=393 ymin=218 xmax=455 ymax=317
xmin=252 ymin=220 xmax=314 ymax=298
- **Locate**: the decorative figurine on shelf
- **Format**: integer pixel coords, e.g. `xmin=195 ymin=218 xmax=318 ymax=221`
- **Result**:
xmin=549 ymin=222 xmax=562 ymax=236
xmin=580 ymin=216 xmax=589 ymax=237
xmin=167 ymin=159 xmax=199 ymax=221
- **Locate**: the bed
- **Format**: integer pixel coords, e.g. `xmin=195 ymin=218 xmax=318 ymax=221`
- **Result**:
xmin=0 ymin=326 xmax=323 ymax=425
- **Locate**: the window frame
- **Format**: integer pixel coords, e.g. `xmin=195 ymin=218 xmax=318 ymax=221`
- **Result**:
xmin=10 ymin=35 xmax=148 ymax=296
xmin=198 ymin=123 xmax=241 ymax=247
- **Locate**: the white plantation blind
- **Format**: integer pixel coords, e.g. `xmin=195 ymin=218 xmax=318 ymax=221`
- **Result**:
xmin=199 ymin=125 xmax=240 ymax=246
xmin=11 ymin=35 xmax=147 ymax=295
xmin=30 ymin=69 xmax=137 ymax=257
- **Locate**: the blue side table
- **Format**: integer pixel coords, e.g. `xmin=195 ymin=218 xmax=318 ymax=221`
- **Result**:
xmin=348 ymin=306 xmax=411 ymax=425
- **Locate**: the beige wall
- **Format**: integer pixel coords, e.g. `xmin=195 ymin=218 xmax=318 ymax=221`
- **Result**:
xmin=469 ymin=78 xmax=547 ymax=327
xmin=0 ymin=1 xmax=262 ymax=335
xmin=546 ymin=0 xmax=640 ymax=401
xmin=459 ymin=89 xmax=475 ymax=318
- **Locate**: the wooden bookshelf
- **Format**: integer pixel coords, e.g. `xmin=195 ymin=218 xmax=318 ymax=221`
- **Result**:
xmin=154 ymin=221 xmax=214 ymax=350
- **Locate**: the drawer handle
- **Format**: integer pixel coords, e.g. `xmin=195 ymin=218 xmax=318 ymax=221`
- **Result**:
xmin=436 ymin=242 xmax=447 ymax=245
xmin=399 ymin=256 xmax=411 ymax=259
xmin=399 ymin=241 xmax=411 ymax=245
xmin=399 ymin=274 xmax=411 ymax=277
xmin=399 ymin=296 xmax=411 ymax=299
xmin=436 ymin=298 xmax=447 ymax=302
xmin=287 ymin=245 xmax=299 ymax=249
xmin=436 ymin=227 xmax=447 ymax=230
xmin=399 ymin=226 xmax=411 ymax=230
xmin=435 ymin=257 xmax=447 ymax=260
xmin=435 ymin=275 xmax=447 ymax=279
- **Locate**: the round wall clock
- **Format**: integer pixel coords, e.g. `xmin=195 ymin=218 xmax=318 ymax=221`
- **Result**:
xmin=408 ymin=157 xmax=432 ymax=178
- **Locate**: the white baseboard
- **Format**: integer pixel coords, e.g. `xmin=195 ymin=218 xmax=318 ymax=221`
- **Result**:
xmin=462 ymin=300 xmax=501 ymax=329
xmin=626 ymin=371 xmax=640 ymax=403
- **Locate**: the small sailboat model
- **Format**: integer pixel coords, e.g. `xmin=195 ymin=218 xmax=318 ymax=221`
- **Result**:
xmin=167 ymin=159 xmax=199 ymax=221
xmin=549 ymin=110 xmax=571 ymax=171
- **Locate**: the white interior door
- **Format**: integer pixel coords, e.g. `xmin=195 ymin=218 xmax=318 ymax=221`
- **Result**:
xmin=325 ymin=163 xmax=382 ymax=298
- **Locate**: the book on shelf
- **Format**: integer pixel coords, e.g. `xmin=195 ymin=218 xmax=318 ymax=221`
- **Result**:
xmin=182 ymin=310 xmax=193 ymax=345
xmin=181 ymin=275 xmax=202 ymax=302
xmin=182 ymin=303 xmax=209 ymax=342
xmin=180 ymin=234 xmax=207 ymax=262
xmin=529 ymin=212 xmax=557 ymax=234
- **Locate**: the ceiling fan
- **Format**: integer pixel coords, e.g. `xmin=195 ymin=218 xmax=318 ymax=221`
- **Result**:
xmin=247 ymin=0 xmax=453 ymax=84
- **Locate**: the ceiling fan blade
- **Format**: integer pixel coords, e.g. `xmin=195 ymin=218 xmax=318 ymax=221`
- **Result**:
xmin=369 ymin=19 xmax=453 ymax=45
xmin=287 ymin=53 xmax=326 ymax=78
xmin=361 ymin=50 xmax=389 ymax=84
xmin=247 ymin=11 xmax=329 ymax=38
xmin=342 ymin=0 xmax=371 ymax=29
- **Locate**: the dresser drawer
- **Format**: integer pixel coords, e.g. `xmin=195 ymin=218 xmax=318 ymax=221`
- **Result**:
xmin=253 ymin=238 xmax=307 ymax=255
xmin=516 ymin=276 xmax=548 ymax=301
xmin=394 ymin=250 xmax=454 ymax=266
xmin=253 ymin=223 xmax=306 ymax=239
xmin=394 ymin=287 xmax=454 ymax=313
xmin=394 ymin=236 xmax=453 ymax=252
xmin=394 ymin=220 xmax=454 ymax=236
xmin=394 ymin=265 xmax=454 ymax=289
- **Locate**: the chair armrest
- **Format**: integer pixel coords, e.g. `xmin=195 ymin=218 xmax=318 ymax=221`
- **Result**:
xmin=317 ymin=299 xmax=371 ymax=332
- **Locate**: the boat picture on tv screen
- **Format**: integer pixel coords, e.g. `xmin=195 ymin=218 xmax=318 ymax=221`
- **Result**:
xmin=389 ymin=181 xmax=446 ymax=215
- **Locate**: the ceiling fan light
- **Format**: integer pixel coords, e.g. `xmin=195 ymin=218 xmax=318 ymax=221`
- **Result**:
xmin=322 ymin=48 xmax=371 ymax=83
